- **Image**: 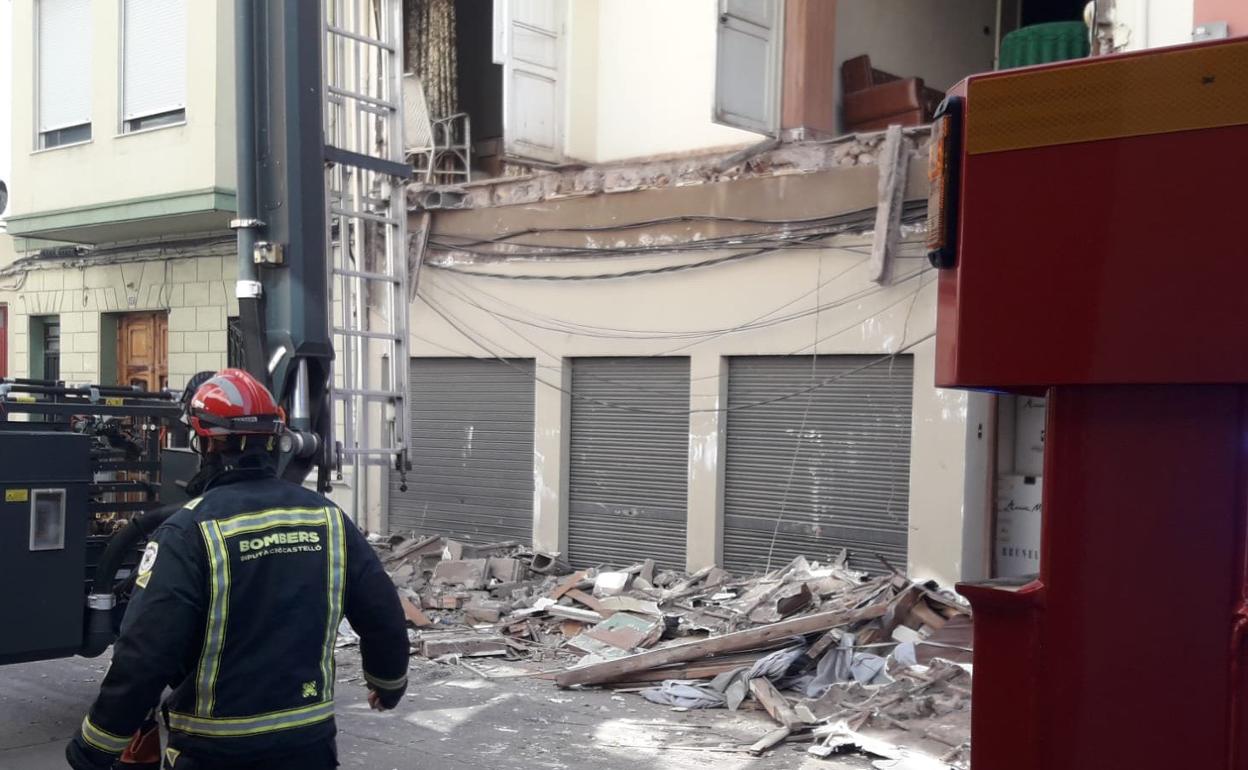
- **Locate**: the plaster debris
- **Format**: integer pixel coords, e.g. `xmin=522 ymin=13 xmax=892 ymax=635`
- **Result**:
xmin=371 ymin=532 xmax=973 ymax=767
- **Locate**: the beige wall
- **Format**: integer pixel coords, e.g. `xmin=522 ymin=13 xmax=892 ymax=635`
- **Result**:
xmin=8 ymin=0 xmax=233 ymax=218
xmin=2 ymin=254 xmax=237 ymax=387
xmin=408 ymin=168 xmax=991 ymax=585
xmin=0 ymin=234 xmax=15 ymax=271
xmin=564 ymin=0 xmax=763 ymax=164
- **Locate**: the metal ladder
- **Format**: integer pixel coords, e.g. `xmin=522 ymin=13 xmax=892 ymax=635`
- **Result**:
xmin=322 ymin=0 xmax=411 ymax=523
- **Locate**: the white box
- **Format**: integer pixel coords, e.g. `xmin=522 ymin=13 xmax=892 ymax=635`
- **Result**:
xmin=1013 ymin=397 xmax=1047 ymax=477
xmin=995 ymin=474 xmax=1042 ymax=577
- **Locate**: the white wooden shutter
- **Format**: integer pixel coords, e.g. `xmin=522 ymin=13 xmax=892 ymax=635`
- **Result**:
xmin=714 ymin=0 xmax=782 ymax=135
xmin=501 ymin=0 xmax=565 ymax=162
xmin=122 ymin=0 xmax=187 ymax=121
xmin=37 ymin=0 xmax=92 ymax=133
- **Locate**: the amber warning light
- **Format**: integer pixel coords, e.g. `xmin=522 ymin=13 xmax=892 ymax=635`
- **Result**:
xmin=926 ymin=96 xmax=964 ymax=269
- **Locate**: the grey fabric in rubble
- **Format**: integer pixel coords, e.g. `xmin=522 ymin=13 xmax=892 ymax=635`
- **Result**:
xmin=746 ymin=639 xmax=808 ymax=681
xmin=640 ymin=679 xmax=728 ymax=709
xmin=891 ymin=641 xmax=918 ymax=668
xmin=640 ymin=665 xmax=755 ymax=710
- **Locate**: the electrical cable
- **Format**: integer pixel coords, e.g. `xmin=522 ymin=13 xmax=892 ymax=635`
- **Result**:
xmin=432 ymin=241 xmax=928 ymax=341
xmin=765 ymin=257 xmax=824 ymax=572
xmin=430 ymin=260 xmax=930 ymax=354
xmin=426 ymin=239 xmax=819 ymax=281
xmin=417 ymin=290 xmax=936 ymax=415
xmin=429 ymin=219 xmax=874 ymax=259
xmin=426 ymin=224 xmax=913 ymax=263
xmin=420 ymin=271 xmax=933 ymax=386
xmin=430 ymin=201 xmax=928 ymax=249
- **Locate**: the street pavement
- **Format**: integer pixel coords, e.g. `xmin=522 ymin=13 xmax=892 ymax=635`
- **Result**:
xmin=0 ymin=650 xmax=868 ymax=769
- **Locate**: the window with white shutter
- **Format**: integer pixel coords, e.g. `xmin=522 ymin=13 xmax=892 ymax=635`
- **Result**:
xmin=121 ymin=0 xmax=187 ymax=132
xmin=713 ymin=0 xmax=783 ymax=135
xmin=36 ymin=0 xmax=93 ymax=149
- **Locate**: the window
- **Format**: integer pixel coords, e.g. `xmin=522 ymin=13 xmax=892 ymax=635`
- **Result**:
xmin=43 ymin=320 xmax=61 ymax=382
xmin=30 ymin=489 xmax=67 ymax=551
xmin=121 ymin=0 xmax=187 ymax=133
xmin=29 ymin=316 xmax=61 ymax=382
xmin=36 ymin=0 xmax=93 ymax=149
xmin=494 ymin=0 xmax=565 ymax=162
xmin=713 ymin=0 xmax=783 ymax=135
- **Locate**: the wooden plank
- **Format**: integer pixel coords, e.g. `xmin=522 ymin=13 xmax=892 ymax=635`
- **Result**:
xmin=805 ymin=629 xmax=841 ymax=661
xmin=555 ymin=604 xmax=887 ymax=688
xmin=600 ymin=657 xmax=759 ymax=686
xmin=565 ymin=588 xmax=615 ymax=618
xmin=907 ymin=599 xmax=949 ymax=631
xmin=868 ymin=124 xmax=907 ymax=285
xmin=547 ymin=605 xmax=603 ymax=624
xmin=749 ymin=678 xmax=804 ymax=729
xmin=549 ymin=570 xmax=589 ymax=600
xmin=748 ymin=726 xmax=793 ymax=756
xmin=857 ymin=585 xmax=922 ymax=646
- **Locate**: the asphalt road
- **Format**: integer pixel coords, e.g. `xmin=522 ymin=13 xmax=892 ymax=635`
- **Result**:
xmin=0 ymin=650 xmax=870 ymax=770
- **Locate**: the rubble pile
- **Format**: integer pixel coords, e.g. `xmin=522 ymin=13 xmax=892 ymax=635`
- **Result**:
xmin=372 ymin=532 xmax=974 ymax=767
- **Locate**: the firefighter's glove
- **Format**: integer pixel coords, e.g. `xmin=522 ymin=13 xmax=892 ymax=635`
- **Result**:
xmin=65 ymin=734 xmax=119 ymax=770
xmin=368 ymin=687 xmax=402 ymax=711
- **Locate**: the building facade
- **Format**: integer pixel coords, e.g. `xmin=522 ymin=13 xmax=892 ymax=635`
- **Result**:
xmin=2 ymin=0 xmax=1239 ymax=585
xmin=2 ymin=0 xmax=237 ymax=391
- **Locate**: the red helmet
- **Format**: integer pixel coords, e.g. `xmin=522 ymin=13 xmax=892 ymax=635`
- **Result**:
xmin=188 ymin=369 xmax=284 ymax=439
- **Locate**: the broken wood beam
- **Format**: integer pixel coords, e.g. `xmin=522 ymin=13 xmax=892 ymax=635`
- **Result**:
xmin=555 ymin=604 xmax=887 ymax=687
xmin=749 ymin=677 xmax=805 ymax=729
xmin=547 ymin=604 xmax=603 ymax=624
xmin=748 ymin=726 xmax=793 ymax=756
xmin=565 ymin=588 xmax=615 ymax=618
xmin=805 ymin=629 xmax=841 ymax=661
xmin=549 ymin=570 xmax=590 ymax=600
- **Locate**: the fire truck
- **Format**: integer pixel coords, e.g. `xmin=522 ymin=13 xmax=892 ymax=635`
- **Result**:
xmin=0 ymin=0 xmax=409 ymax=666
xmin=931 ymin=35 xmax=1248 ymax=770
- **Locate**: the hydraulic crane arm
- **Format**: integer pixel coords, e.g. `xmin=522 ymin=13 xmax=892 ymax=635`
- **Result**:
xmin=233 ymin=0 xmax=334 ymax=491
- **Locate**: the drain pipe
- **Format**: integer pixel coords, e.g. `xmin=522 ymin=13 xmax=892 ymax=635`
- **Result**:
xmin=232 ymin=0 xmax=269 ymax=385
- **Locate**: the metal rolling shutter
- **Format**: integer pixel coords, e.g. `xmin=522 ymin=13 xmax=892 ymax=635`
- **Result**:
xmin=568 ymin=358 xmax=690 ymax=570
xmin=388 ymin=358 xmax=535 ymax=544
xmin=723 ymin=355 xmax=914 ymax=575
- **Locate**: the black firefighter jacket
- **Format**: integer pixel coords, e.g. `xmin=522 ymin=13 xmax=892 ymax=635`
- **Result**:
xmin=74 ymin=465 xmax=409 ymax=764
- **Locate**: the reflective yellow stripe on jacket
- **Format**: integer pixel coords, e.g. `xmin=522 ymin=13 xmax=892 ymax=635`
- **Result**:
xmin=195 ymin=521 xmax=230 ymax=716
xmin=190 ymin=507 xmax=347 ymax=734
xmin=216 ymin=507 xmax=330 ymax=538
xmin=80 ymin=717 xmax=132 ymax=753
xmin=167 ymin=700 xmax=336 ymax=737
xmin=319 ymin=507 xmax=347 ymax=703
xmin=363 ymin=670 xmax=409 ymax=691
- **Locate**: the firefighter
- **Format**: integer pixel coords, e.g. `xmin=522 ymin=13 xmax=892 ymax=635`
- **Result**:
xmin=66 ymin=369 xmax=409 ymax=770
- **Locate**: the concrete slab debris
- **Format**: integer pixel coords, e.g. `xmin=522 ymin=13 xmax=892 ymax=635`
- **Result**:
xmin=375 ymin=532 xmax=972 ymax=767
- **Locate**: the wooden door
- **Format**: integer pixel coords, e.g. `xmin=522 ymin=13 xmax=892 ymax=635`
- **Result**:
xmin=117 ymin=312 xmax=168 ymax=391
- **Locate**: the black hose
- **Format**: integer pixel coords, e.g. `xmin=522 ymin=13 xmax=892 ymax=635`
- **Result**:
xmin=90 ymin=504 xmax=181 ymax=596
xmin=80 ymin=504 xmax=182 ymax=658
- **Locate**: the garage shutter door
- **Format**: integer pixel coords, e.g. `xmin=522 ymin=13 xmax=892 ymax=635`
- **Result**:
xmin=568 ymin=358 xmax=690 ymax=569
xmin=723 ymin=355 xmax=914 ymax=575
xmin=388 ymin=358 xmax=535 ymax=544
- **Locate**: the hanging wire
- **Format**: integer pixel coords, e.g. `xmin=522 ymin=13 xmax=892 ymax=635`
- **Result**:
xmin=416 ymin=290 xmax=936 ymax=416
